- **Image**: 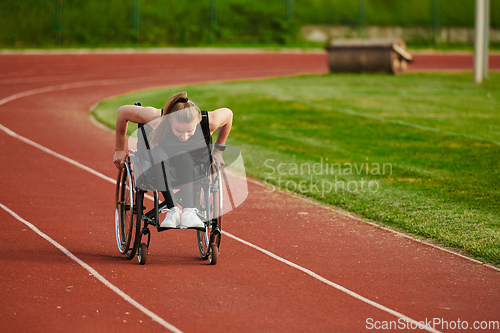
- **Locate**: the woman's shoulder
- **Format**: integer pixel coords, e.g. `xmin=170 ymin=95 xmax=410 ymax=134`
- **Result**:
xmin=207 ymin=108 xmax=232 ymax=131
xmin=118 ymin=105 xmax=162 ymax=124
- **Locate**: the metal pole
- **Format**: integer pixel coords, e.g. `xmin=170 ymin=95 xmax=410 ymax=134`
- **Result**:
xmin=286 ymin=0 xmax=294 ymax=21
xmin=483 ymin=0 xmax=490 ymax=79
xmin=432 ymin=0 xmax=440 ymax=44
xmin=132 ymin=0 xmax=140 ymax=43
xmin=55 ymin=0 xmax=63 ymax=45
xmin=474 ymin=0 xmax=486 ymax=83
xmin=358 ymin=0 xmax=365 ymax=38
xmin=210 ymin=0 xmax=217 ymax=41
xmin=210 ymin=0 xmax=217 ymax=27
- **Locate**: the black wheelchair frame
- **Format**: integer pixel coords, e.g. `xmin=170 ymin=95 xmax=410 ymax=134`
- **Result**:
xmin=114 ymin=105 xmax=223 ymax=266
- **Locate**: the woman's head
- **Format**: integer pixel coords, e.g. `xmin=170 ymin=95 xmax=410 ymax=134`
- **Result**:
xmin=162 ymin=91 xmax=201 ymax=123
xmin=151 ymin=92 xmax=201 ymax=143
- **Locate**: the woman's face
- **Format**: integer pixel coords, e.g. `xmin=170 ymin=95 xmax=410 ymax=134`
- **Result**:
xmin=171 ymin=117 xmax=198 ymax=142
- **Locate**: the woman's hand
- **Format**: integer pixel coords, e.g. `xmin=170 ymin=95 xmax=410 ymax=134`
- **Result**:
xmin=212 ymin=150 xmax=225 ymax=167
xmin=113 ymin=150 xmax=127 ymax=169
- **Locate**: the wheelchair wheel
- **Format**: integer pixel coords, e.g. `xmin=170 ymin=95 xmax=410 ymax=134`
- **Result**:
xmin=115 ymin=162 xmax=141 ymax=259
xmin=215 ymin=165 xmax=223 ymax=248
xmin=137 ymin=243 xmax=148 ymax=265
xmin=196 ymin=181 xmax=211 ymax=260
xmin=197 ymin=164 xmax=223 ymax=260
xmin=125 ymin=189 xmax=143 ymax=260
xmin=208 ymin=243 xmax=218 ymax=265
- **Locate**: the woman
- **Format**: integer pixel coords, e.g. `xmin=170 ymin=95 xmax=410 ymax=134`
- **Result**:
xmin=113 ymin=92 xmax=233 ymax=228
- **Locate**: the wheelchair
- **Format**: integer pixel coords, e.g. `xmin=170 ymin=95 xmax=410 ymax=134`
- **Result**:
xmin=114 ymin=104 xmax=223 ymax=266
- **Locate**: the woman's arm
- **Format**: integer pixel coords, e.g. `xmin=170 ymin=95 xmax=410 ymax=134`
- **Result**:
xmin=208 ymin=108 xmax=233 ymax=166
xmin=208 ymin=107 xmax=233 ymax=143
xmin=113 ymin=105 xmax=161 ymax=169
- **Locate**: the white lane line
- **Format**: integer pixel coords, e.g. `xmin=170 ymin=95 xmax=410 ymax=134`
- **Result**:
xmin=0 ymin=203 xmax=182 ymax=333
xmin=0 ymin=123 xmax=441 ymax=333
xmin=223 ymin=231 xmax=441 ymax=333
xmin=245 ymin=177 xmax=500 ymax=273
xmin=0 ymin=74 xmax=100 ymax=85
xmin=0 ymin=77 xmax=163 ymax=107
xmin=0 ymin=123 xmax=115 ymax=184
xmin=0 ymin=48 xmax=326 ymax=55
xmin=0 ymin=81 xmax=110 ymax=106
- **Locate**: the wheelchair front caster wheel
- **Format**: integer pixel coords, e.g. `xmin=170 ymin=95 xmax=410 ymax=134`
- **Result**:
xmin=138 ymin=243 xmax=148 ymax=265
xmin=208 ymin=243 xmax=218 ymax=265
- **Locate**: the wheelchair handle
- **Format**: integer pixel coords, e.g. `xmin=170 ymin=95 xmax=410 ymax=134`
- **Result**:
xmin=134 ymin=102 xmax=143 ymax=129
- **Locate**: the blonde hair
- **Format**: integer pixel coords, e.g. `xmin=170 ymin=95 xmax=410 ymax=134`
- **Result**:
xmin=150 ymin=92 xmax=201 ymax=145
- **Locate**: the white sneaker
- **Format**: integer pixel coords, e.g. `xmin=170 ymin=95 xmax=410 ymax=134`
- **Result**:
xmin=160 ymin=207 xmax=181 ymax=228
xmin=180 ymin=208 xmax=205 ymax=228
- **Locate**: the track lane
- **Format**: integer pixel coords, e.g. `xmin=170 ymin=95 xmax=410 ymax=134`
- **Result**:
xmin=224 ymin=184 xmax=500 ymax=321
xmin=0 ymin=129 xmax=402 ymax=332
xmin=0 ymin=113 xmax=476 ymax=330
xmin=0 ymin=209 xmax=178 ymax=333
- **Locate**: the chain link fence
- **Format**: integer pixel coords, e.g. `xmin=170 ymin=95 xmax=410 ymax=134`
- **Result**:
xmin=1 ymin=0 xmax=499 ymax=47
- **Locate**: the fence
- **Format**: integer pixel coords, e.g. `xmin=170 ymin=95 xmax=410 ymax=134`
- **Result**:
xmin=1 ymin=0 xmax=499 ymax=47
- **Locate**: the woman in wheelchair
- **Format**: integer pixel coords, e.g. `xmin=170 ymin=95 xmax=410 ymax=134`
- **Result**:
xmin=113 ymin=91 xmax=233 ymax=229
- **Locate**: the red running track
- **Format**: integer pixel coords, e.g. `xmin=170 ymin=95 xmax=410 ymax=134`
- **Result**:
xmin=0 ymin=51 xmax=499 ymax=333
xmin=408 ymin=52 xmax=500 ymax=71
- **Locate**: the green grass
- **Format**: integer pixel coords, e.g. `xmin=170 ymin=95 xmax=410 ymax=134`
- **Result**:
xmin=93 ymin=72 xmax=500 ymax=266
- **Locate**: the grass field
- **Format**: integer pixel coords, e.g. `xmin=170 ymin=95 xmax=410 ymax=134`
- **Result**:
xmin=93 ymin=72 xmax=500 ymax=266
